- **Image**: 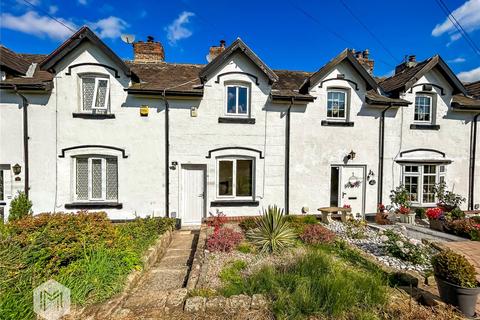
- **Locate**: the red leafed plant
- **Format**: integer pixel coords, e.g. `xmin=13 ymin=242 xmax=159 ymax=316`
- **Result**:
xmin=207 ymin=210 xmax=228 ymax=233
xmin=398 ymin=206 xmax=411 ymax=215
xmin=299 ymin=224 xmax=336 ymax=245
xmin=206 ymin=227 xmax=243 ymax=252
xmin=343 ymin=204 xmax=351 ymax=209
xmin=426 ymin=207 xmax=444 ymax=220
xmin=377 ymin=203 xmax=386 ymax=212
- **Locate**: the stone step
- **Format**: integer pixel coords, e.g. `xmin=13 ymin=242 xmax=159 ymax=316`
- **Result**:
xmin=156 ymin=255 xmax=191 ymax=268
xmin=136 ymin=268 xmax=188 ymax=292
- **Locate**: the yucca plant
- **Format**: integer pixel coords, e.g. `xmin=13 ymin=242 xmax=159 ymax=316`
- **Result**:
xmin=247 ymin=205 xmax=296 ymax=253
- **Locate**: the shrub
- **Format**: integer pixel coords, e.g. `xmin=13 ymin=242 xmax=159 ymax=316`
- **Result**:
xmin=246 ymin=206 xmax=296 ymax=253
xmin=206 ymin=227 xmax=243 ymax=252
xmin=284 ymin=215 xmax=307 ymax=235
xmin=207 ymin=210 xmax=227 ymax=232
xmin=447 ymin=218 xmax=480 ymax=240
xmin=432 ymin=249 xmax=478 ymax=288
xmin=389 ymin=185 xmax=411 ymax=208
xmin=434 ymin=182 xmax=466 ymax=211
xmin=8 ymin=192 xmax=32 ymax=221
xmin=300 ymin=224 xmax=336 ymax=245
xmin=219 ymin=260 xmax=248 ymax=286
xmin=381 ymin=229 xmax=429 ymax=265
xmin=238 ymin=217 xmax=258 ymax=232
xmin=301 ymin=215 xmax=318 ymax=224
xmin=345 ymin=219 xmax=368 ymax=239
xmin=446 ymin=207 xmax=465 ymax=221
xmin=414 ymin=207 xmax=426 ymax=219
xmin=426 ymin=207 xmax=444 ymax=220
xmin=236 ymin=241 xmax=255 ymax=254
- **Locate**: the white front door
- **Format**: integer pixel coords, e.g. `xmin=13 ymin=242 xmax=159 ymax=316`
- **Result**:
xmin=182 ymin=165 xmax=205 ymax=225
xmin=339 ymin=166 xmax=365 ymax=216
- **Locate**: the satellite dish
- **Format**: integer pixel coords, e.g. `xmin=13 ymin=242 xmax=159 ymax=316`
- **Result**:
xmin=206 ymin=54 xmax=212 ymax=63
xmin=121 ymin=34 xmax=135 ymax=44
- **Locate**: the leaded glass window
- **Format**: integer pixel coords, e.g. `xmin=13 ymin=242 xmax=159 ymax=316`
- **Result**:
xmin=327 ymin=90 xmax=346 ymax=119
xmin=81 ymin=76 xmax=110 ymax=112
xmin=75 ymin=156 xmax=118 ymax=202
xmin=414 ymin=95 xmax=432 ymax=122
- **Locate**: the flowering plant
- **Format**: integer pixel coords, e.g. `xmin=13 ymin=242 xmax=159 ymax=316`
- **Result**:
xmin=426 ymin=207 xmax=443 ymax=220
xmin=381 ymin=229 xmax=430 ymax=264
xmin=342 ymin=204 xmax=351 ymax=209
xmin=377 ymin=203 xmax=386 ymax=212
xmin=398 ymin=206 xmax=411 ymax=215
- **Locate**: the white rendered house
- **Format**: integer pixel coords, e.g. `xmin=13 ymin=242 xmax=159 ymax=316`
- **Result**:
xmin=1 ymin=27 xmax=479 ymax=224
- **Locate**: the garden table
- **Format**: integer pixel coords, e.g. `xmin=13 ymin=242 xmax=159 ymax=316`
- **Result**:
xmin=317 ymin=207 xmax=352 ymax=224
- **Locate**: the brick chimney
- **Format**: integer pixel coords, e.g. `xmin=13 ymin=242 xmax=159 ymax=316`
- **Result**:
xmin=207 ymin=40 xmax=226 ymax=62
xmin=354 ymin=49 xmax=374 ymax=74
xmin=395 ymin=55 xmax=418 ymax=74
xmin=133 ymin=36 xmax=165 ymax=63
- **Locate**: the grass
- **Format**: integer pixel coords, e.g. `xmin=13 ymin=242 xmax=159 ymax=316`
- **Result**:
xmin=219 ymin=243 xmax=388 ymax=319
xmin=0 ymin=213 xmax=175 ymax=320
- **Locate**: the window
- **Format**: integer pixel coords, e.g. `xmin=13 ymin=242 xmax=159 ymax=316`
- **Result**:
xmin=217 ymin=158 xmax=254 ymax=198
xmin=75 ymin=156 xmax=118 ymax=202
xmin=402 ymin=164 xmax=446 ymax=206
xmin=327 ymin=90 xmax=347 ymax=119
xmin=226 ymin=85 xmax=249 ymax=116
xmin=414 ymin=95 xmax=432 ymax=123
xmin=81 ymin=76 xmax=110 ymax=112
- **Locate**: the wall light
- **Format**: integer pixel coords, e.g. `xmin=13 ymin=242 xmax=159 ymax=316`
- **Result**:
xmin=12 ymin=163 xmax=21 ymax=175
xmin=347 ymin=150 xmax=356 ymax=161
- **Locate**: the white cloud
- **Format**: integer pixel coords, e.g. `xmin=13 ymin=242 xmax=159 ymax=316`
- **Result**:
xmin=78 ymin=0 xmax=87 ymax=5
xmin=457 ymin=66 xmax=480 ymax=82
xmin=89 ymin=16 xmax=129 ymax=39
xmin=48 ymin=5 xmax=58 ymax=15
xmin=165 ymin=11 xmax=195 ymax=45
xmin=432 ymin=0 xmax=480 ymax=43
xmin=0 ymin=11 xmax=75 ymax=40
xmin=449 ymin=57 xmax=466 ymax=63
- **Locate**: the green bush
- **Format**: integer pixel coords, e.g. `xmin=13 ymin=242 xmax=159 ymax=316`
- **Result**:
xmin=219 ymin=260 xmax=248 ymax=286
xmin=446 ymin=207 xmax=465 ymax=220
xmin=247 ymin=206 xmax=296 ymax=253
xmin=301 ymin=215 xmax=318 ymax=224
xmin=0 ymin=212 xmax=175 ymax=319
xmin=220 ymin=246 xmax=387 ymax=319
xmin=432 ymin=249 xmax=478 ymax=288
xmin=382 ymin=230 xmax=429 ymax=265
xmin=414 ymin=207 xmax=426 ymax=219
xmin=236 ymin=241 xmax=255 ymax=254
xmin=8 ymin=192 xmax=32 ymax=221
xmin=238 ymin=217 xmax=258 ymax=232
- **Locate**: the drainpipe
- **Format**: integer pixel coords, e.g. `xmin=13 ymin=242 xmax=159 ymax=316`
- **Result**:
xmin=468 ymin=112 xmax=480 ymax=210
xmin=377 ymin=103 xmax=392 ymax=205
xmin=285 ymin=98 xmax=293 ymax=215
xmin=162 ymin=90 xmax=170 ymax=218
xmin=14 ymin=87 xmax=30 ymax=198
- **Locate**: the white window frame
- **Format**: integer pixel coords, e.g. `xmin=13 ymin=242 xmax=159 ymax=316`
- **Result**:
xmin=225 ymin=84 xmax=250 ymax=117
xmin=216 ymin=157 xmax=255 ymax=200
xmin=414 ymin=94 xmax=432 ymax=124
xmin=80 ymin=75 xmax=110 ymax=112
xmin=402 ymin=164 xmax=446 ymax=206
xmin=74 ymin=156 xmax=117 ymax=202
xmin=326 ymin=89 xmax=347 ymax=120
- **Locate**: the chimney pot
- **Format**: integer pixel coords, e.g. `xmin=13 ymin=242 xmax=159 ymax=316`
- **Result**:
xmin=408 ymin=55 xmax=416 ymax=62
xmin=355 ymin=49 xmax=374 ymax=75
xmin=220 ymin=40 xmax=226 ymax=47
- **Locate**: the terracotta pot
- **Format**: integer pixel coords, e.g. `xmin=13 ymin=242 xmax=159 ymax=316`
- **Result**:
xmin=435 ymin=276 xmax=480 ymax=317
xmin=429 ymin=219 xmax=444 ymax=232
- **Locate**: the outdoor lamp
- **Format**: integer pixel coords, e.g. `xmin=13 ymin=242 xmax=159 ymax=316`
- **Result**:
xmin=347 ymin=150 xmax=356 ymax=160
xmin=12 ymin=163 xmax=21 ymax=175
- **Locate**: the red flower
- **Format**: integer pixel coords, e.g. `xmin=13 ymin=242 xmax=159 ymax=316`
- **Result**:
xmin=343 ymin=204 xmax=351 ymax=209
xmin=377 ymin=203 xmax=386 ymax=211
xmin=426 ymin=207 xmax=444 ymax=220
xmin=398 ymin=206 xmax=410 ymax=215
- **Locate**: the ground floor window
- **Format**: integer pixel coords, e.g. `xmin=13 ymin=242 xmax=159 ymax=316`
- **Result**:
xmin=217 ymin=158 xmax=254 ymax=198
xmin=75 ymin=156 xmax=118 ymax=201
xmin=402 ymin=164 xmax=446 ymax=206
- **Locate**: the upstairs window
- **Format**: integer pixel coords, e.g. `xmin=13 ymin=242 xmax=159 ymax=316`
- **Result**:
xmin=414 ymin=95 xmax=432 ymax=123
xmin=226 ymin=85 xmax=249 ymax=116
xmin=327 ymin=90 xmax=347 ymax=120
xmin=75 ymin=156 xmax=118 ymax=202
xmin=218 ymin=158 xmax=254 ymax=198
xmin=81 ymin=76 xmax=110 ymax=113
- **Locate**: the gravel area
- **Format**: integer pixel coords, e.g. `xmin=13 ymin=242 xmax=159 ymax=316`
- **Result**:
xmin=325 ymin=221 xmax=436 ymax=273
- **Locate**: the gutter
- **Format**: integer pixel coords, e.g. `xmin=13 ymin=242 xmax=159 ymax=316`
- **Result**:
xmin=468 ymin=112 xmax=480 ymax=210
xmin=161 ymin=90 xmax=170 ymax=218
xmin=125 ymin=88 xmax=204 ymax=97
xmin=285 ymin=98 xmax=293 ymax=214
xmin=13 ymin=87 xmax=30 ymax=198
xmin=377 ymin=103 xmax=393 ymax=205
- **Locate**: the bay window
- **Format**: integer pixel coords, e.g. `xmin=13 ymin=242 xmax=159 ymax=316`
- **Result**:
xmin=217 ymin=158 xmax=254 ymax=198
xmin=402 ymin=164 xmax=446 ymax=206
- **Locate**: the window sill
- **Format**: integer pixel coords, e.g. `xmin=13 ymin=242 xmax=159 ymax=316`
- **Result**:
xmin=72 ymin=113 xmax=115 ymax=119
xmin=410 ymin=124 xmax=440 ymax=130
xmin=210 ymin=200 xmax=259 ymax=207
xmin=65 ymin=202 xmax=123 ymax=209
xmin=218 ymin=117 xmax=256 ymax=124
xmin=321 ymin=120 xmax=354 ymax=127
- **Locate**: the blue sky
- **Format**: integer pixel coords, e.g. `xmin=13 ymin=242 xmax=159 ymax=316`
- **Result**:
xmin=0 ymin=0 xmax=479 ymax=81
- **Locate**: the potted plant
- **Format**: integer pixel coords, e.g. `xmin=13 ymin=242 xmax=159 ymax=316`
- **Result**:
xmin=434 ymin=182 xmax=466 ymax=213
xmin=389 ymin=186 xmax=415 ymax=224
xmin=375 ymin=203 xmax=389 ymax=225
xmin=426 ymin=207 xmax=444 ymax=231
xmin=432 ymin=249 xmax=480 ymax=317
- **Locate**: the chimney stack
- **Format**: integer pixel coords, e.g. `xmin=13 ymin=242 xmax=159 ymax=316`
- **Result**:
xmin=133 ymin=36 xmax=165 ymax=63
xmin=207 ymin=40 xmax=226 ymax=62
xmin=395 ymin=54 xmax=418 ymax=74
xmin=354 ymin=49 xmax=374 ymax=75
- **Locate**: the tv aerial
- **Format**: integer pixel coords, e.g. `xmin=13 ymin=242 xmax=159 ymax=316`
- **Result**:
xmin=121 ymin=34 xmax=135 ymax=44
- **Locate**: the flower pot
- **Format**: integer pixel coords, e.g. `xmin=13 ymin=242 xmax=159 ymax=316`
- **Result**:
xmin=399 ymin=213 xmax=415 ymax=224
xmin=435 ymin=276 xmax=480 ymax=317
xmin=429 ymin=219 xmax=444 ymax=232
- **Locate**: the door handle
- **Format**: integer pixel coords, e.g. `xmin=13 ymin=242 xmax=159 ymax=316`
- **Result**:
xmin=198 ymin=193 xmax=204 ymax=198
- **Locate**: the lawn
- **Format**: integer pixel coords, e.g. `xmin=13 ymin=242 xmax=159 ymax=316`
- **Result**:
xmin=0 ymin=212 xmax=175 ymax=320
